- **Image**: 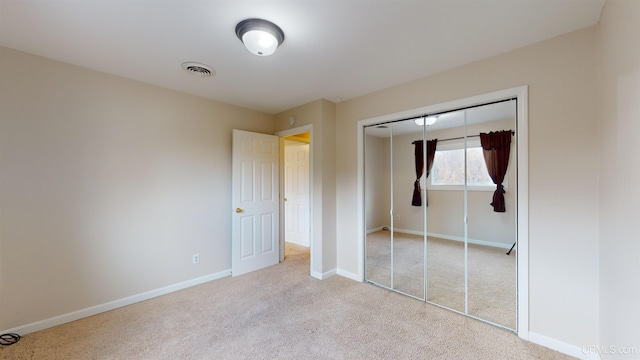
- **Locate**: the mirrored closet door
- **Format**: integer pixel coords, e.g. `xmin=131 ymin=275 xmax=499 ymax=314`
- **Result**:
xmin=364 ymin=123 xmax=393 ymax=290
xmin=364 ymin=120 xmax=426 ymax=300
xmin=364 ymin=99 xmax=517 ymax=330
xmin=391 ymin=119 xmax=425 ymax=299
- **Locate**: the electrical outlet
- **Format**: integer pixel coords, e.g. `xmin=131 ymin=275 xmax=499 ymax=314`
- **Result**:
xmin=192 ymin=253 xmax=200 ymax=264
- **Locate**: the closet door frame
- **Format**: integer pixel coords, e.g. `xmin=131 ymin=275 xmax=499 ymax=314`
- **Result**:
xmin=356 ymin=85 xmax=529 ymax=340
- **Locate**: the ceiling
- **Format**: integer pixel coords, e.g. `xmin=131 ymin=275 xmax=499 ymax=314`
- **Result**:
xmin=0 ymin=0 xmax=605 ymax=115
xmin=365 ymin=98 xmax=516 ymax=138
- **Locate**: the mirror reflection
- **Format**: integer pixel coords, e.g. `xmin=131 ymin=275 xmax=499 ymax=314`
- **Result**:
xmin=426 ymin=112 xmax=466 ymax=312
xmin=364 ymin=99 xmax=517 ymax=330
xmin=392 ymin=120 xmax=425 ymax=299
xmin=364 ymin=124 xmax=391 ymax=289
xmin=465 ymin=102 xmax=517 ymax=329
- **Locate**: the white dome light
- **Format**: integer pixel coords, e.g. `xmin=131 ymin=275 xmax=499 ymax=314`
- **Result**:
xmin=414 ymin=116 xmax=438 ymax=126
xmin=236 ymin=19 xmax=285 ymax=56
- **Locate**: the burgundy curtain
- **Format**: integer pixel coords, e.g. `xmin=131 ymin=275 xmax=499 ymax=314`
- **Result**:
xmin=412 ymin=139 xmax=437 ymax=206
xmin=479 ymin=130 xmax=512 ymax=212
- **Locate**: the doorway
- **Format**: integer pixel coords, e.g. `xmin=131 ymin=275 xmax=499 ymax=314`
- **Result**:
xmin=277 ymin=126 xmax=313 ymax=275
xmin=284 ymin=138 xmax=310 ymax=247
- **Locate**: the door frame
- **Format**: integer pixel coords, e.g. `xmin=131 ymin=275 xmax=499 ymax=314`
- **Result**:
xmin=356 ymin=86 xmax=529 ymax=339
xmin=276 ymin=124 xmax=313 ymax=276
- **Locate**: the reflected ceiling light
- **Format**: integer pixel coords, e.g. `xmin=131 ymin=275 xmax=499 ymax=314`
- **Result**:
xmin=414 ymin=116 xmax=438 ymax=126
xmin=235 ymin=18 xmax=285 ymax=56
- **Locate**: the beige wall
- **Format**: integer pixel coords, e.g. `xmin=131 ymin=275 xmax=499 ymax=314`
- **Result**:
xmin=598 ymin=0 xmax=640 ymax=358
xmin=0 ymin=46 xmax=275 ymax=331
xmin=336 ymin=26 xmax=600 ymax=349
xmin=364 ymin=134 xmax=390 ymax=230
xmin=320 ymin=100 xmax=337 ymax=272
xmin=275 ymin=99 xmax=337 ymax=277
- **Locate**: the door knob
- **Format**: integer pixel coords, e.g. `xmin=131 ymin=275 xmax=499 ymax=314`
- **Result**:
xmin=235 ymin=208 xmax=243 ymax=213
xmin=284 ymin=198 xmax=287 ymax=201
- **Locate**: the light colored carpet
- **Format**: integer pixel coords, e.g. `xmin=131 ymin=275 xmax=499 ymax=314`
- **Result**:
xmin=0 ymin=243 xmax=571 ymax=360
xmin=366 ymin=231 xmax=516 ymax=329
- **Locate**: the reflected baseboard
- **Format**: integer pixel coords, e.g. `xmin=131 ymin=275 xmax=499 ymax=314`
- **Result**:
xmin=366 ymin=226 xmax=386 ymax=234
xmin=366 ymin=227 xmax=513 ymax=250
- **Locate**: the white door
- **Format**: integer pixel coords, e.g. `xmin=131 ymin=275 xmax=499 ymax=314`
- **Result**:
xmin=232 ymin=130 xmax=279 ymax=277
xmin=284 ymin=141 xmax=310 ymax=247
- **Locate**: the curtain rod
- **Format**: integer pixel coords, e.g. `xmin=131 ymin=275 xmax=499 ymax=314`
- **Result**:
xmin=412 ymin=130 xmax=514 ymax=144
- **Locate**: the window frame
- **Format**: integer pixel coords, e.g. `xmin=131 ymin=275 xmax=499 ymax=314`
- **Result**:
xmin=425 ymin=138 xmax=506 ymax=192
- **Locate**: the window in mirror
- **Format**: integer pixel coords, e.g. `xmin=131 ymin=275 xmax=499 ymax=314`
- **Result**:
xmin=429 ymin=140 xmax=507 ymax=191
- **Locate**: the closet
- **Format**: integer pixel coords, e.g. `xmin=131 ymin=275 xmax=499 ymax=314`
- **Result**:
xmin=364 ymin=99 xmax=517 ymax=330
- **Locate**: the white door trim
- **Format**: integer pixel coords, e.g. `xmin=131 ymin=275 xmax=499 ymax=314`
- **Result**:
xmin=356 ymin=86 xmax=529 ymax=339
xmin=276 ymin=124 xmax=314 ymax=276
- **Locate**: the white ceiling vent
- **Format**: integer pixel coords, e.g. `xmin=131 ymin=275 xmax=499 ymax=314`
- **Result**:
xmin=181 ymin=62 xmax=215 ymax=78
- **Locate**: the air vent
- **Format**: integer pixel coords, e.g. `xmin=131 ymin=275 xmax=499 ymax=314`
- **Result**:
xmin=181 ymin=62 xmax=215 ymax=78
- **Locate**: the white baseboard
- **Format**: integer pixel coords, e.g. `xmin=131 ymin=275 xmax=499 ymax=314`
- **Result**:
xmin=367 ymin=227 xmax=512 ymax=249
xmin=366 ymin=226 xmax=385 ymax=234
xmin=311 ymin=268 xmax=337 ymax=280
xmin=428 ymin=231 xmax=513 ymax=249
xmin=391 ymin=228 xmax=513 ymax=250
xmin=529 ymin=332 xmax=602 ymax=360
xmin=286 ymin=239 xmax=310 ymax=247
xmin=337 ymin=268 xmax=363 ymax=282
xmin=2 ymin=269 xmax=232 ymax=336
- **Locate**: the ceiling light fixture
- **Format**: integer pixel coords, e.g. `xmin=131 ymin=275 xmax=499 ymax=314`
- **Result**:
xmin=235 ymin=18 xmax=285 ymax=56
xmin=415 ymin=116 xmax=438 ymax=126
